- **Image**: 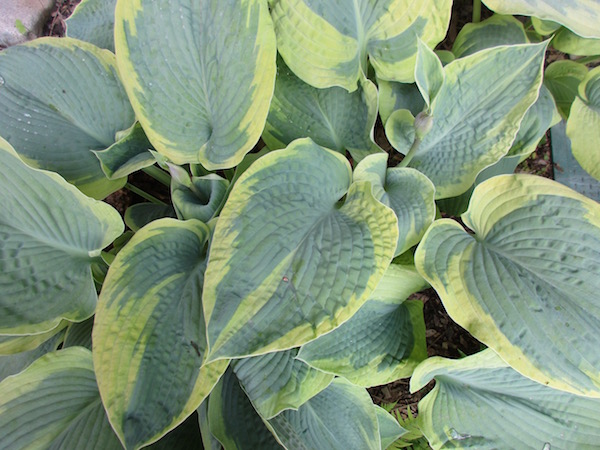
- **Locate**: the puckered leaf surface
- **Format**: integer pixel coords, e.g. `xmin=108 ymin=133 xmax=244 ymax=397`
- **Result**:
xmin=412 ymin=350 xmax=600 ymax=449
xmin=271 ymin=0 xmax=452 ymax=90
xmin=0 ymin=348 xmax=122 ymax=450
xmin=203 ymin=138 xmax=398 ymax=361
xmin=415 ymin=174 xmax=600 ymax=397
xmin=93 ymin=218 xmax=227 ymax=450
xmin=0 ymin=37 xmax=133 ymax=198
xmin=115 ymin=0 xmax=276 ymax=169
xmin=0 ymin=137 xmax=123 ymax=335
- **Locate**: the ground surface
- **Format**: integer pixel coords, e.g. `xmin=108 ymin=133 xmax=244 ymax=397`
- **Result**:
xmin=37 ymin=0 xmax=555 ymax=433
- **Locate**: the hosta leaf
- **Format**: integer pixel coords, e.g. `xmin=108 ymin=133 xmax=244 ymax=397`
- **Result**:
xmin=544 ymin=60 xmax=589 ymax=119
xmin=374 ymin=405 xmax=406 ymax=449
xmin=0 ymin=321 xmax=67 ymax=355
xmin=298 ymin=263 xmax=428 ymax=387
xmin=377 ymin=80 xmax=424 ymax=124
xmin=267 ymin=377 xmax=380 ymax=450
xmin=232 ymin=348 xmax=333 ymax=419
xmin=553 ymin=27 xmax=600 ymax=56
xmin=66 ymin=0 xmax=117 ymax=51
xmin=146 ymin=413 xmax=203 ymax=450
xmin=0 ymin=138 xmax=123 ymax=335
xmin=0 ymin=348 xmax=121 ymax=450
xmin=415 ymin=174 xmax=600 ymax=397
xmin=0 ymin=37 xmax=133 ymax=198
xmin=203 ymin=139 xmax=398 ymax=361
xmin=566 ymin=65 xmax=600 ymax=181
xmin=531 ymin=16 xmax=561 ymax=36
xmin=263 ymin=57 xmax=380 ymax=162
xmin=271 ymin=0 xmax=452 ymax=90
xmin=0 ymin=330 xmax=64 ymax=382
xmin=124 ymin=203 xmax=176 ymax=232
xmin=414 ymin=39 xmax=444 ymax=110
xmin=169 ymin=167 xmax=229 ymax=222
xmin=412 ymin=350 xmax=600 ymax=449
xmin=115 ymin=0 xmax=276 ymax=169
xmin=208 ymin=368 xmax=283 ymax=450
xmin=93 ymin=218 xmax=228 ymax=450
xmin=481 ymin=0 xmax=600 ymax=38
xmin=93 ymin=122 xmax=155 ymax=180
xmin=388 ymin=43 xmax=547 ymax=199
xmin=354 ymin=152 xmax=436 ymax=256
xmin=452 ymin=14 xmax=528 ymax=58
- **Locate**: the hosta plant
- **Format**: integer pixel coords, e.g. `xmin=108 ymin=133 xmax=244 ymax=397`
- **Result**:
xmin=1 ymin=0 xmax=600 ymax=449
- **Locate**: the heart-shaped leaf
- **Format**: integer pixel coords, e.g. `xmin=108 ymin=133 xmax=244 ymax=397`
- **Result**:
xmin=0 ymin=37 xmax=134 ymax=198
xmin=0 ymin=137 xmax=123 ymax=335
xmin=203 ymin=138 xmax=398 ymax=361
xmin=271 ymin=0 xmax=452 ymax=90
xmin=415 ymin=174 xmax=600 ymax=397
xmin=93 ymin=218 xmax=228 ymax=449
xmin=114 ymin=0 xmax=276 ymax=169
xmin=544 ymin=60 xmax=589 ymax=119
xmin=387 ymin=43 xmax=547 ymax=199
xmin=412 ymin=350 xmax=600 ymax=449
xmin=263 ymin=57 xmax=380 ymax=162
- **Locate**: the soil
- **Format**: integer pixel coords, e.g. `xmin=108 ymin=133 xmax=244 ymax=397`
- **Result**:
xmin=40 ymin=0 xmax=557 ymax=434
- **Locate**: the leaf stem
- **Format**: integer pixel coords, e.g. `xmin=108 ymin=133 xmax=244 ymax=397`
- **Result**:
xmin=576 ymin=55 xmax=600 ymax=65
xmin=398 ymin=137 xmax=422 ymax=168
xmin=472 ymin=0 xmax=482 ymax=23
xmin=125 ymin=183 xmax=167 ymax=205
xmin=142 ymin=165 xmax=171 ymax=187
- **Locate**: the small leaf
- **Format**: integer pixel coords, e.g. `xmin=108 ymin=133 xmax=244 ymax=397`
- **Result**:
xmin=171 ymin=173 xmax=229 ymax=222
xmin=374 ymin=405 xmax=406 ymax=450
xmin=377 ymin=80 xmax=424 ymax=125
xmin=124 ymin=203 xmax=176 ymax=232
xmin=544 ymin=59 xmax=589 ymax=119
xmin=567 ymin=65 xmax=600 ymax=181
xmin=553 ymin=27 xmax=600 ymax=56
xmin=415 ymin=38 xmax=445 ymax=109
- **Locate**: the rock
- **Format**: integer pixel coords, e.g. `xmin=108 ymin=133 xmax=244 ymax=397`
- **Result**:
xmin=0 ymin=0 xmax=55 ymax=47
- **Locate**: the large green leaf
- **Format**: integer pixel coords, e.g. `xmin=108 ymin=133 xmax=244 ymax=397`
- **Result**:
xmin=0 ymin=348 xmax=122 ymax=449
xmin=0 ymin=138 xmax=123 ymax=335
xmin=354 ymin=152 xmax=436 ymax=256
xmin=263 ymin=57 xmax=380 ymax=162
xmin=451 ymin=14 xmax=528 ymax=58
xmin=415 ymin=174 xmax=600 ymax=397
xmin=566 ymin=65 xmax=600 ymax=181
xmin=203 ymin=139 xmax=398 ymax=361
xmin=481 ymin=0 xmax=600 ymax=38
xmin=66 ymin=0 xmax=117 ymax=51
xmin=266 ymin=377 xmax=381 ymax=450
xmin=412 ymin=350 xmax=600 ymax=449
xmin=298 ymin=263 xmax=428 ymax=387
xmin=208 ymin=368 xmax=283 ymax=450
xmin=386 ymin=43 xmax=547 ymax=199
xmin=0 ymin=37 xmax=133 ymax=198
xmin=232 ymin=348 xmax=333 ymax=419
xmin=271 ymin=0 xmax=452 ymax=90
xmin=93 ymin=218 xmax=228 ymax=450
xmin=114 ymin=0 xmax=276 ymax=169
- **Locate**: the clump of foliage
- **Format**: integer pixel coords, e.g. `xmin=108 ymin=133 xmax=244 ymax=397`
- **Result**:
xmin=1 ymin=0 xmax=600 ymax=449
